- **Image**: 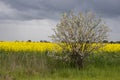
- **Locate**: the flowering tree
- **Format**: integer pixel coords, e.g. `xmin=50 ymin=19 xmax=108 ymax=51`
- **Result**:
xmin=50 ymin=12 xmax=109 ymax=68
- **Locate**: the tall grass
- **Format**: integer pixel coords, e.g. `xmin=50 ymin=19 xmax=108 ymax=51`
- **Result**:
xmin=0 ymin=49 xmax=120 ymax=80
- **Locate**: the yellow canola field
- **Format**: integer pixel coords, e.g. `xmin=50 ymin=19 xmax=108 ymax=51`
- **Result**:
xmin=0 ymin=42 xmax=62 ymax=53
xmin=0 ymin=42 xmax=120 ymax=53
xmin=99 ymin=43 xmax=120 ymax=53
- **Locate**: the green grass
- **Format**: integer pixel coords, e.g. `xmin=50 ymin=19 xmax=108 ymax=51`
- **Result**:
xmin=0 ymin=51 xmax=120 ymax=80
xmin=1 ymin=66 xmax=119 ymax=80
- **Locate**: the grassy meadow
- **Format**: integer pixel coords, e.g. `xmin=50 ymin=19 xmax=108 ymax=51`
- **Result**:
xmin=0 ymin=41 xmax=120 ymax=80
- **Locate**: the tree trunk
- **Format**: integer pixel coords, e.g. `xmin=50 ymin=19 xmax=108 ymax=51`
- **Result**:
xmin=77 ymin=57 xmax=84 ymax=69
xmin=70 ymin=52 xmax=84 ymax=69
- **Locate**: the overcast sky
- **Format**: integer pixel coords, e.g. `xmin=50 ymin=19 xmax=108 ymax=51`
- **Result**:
xmin=0 ymin=0 xmax=120 ymax=41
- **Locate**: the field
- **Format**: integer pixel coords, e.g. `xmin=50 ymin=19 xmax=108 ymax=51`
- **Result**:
xmin=0 ymin=41 xmax=120 ymax=80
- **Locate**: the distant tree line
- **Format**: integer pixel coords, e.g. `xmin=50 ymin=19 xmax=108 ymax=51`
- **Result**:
xmin=15 ymin=40 xmax=50 ymax=42
xmin=0 ymin=40 xmax=50 ymax=43
xmin=103 ymin=40 xmax=120 ymax=44
xmin=60 ymin=40 xmax=120 ymax=44
xmin=0 ymin=40 xmax=120 ymax=43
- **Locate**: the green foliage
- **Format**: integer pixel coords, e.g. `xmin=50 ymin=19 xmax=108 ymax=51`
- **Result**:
xmin=0 ymin=51 xmax=120 ymax=80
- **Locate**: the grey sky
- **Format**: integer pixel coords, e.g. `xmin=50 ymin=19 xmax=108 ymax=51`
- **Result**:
xmin=0 ymin=0 xmax=120 ymax=41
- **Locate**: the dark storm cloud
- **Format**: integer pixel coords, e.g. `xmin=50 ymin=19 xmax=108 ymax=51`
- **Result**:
xmin=3 ymin=0 xmax=81 ymax=11
xmin=88 ymin=0 xmax=120 ymax=18
xmin=1 ymin=0 xmax=120 ymax=20
xmin=1 ymin=0 xmax=85 ymax=20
